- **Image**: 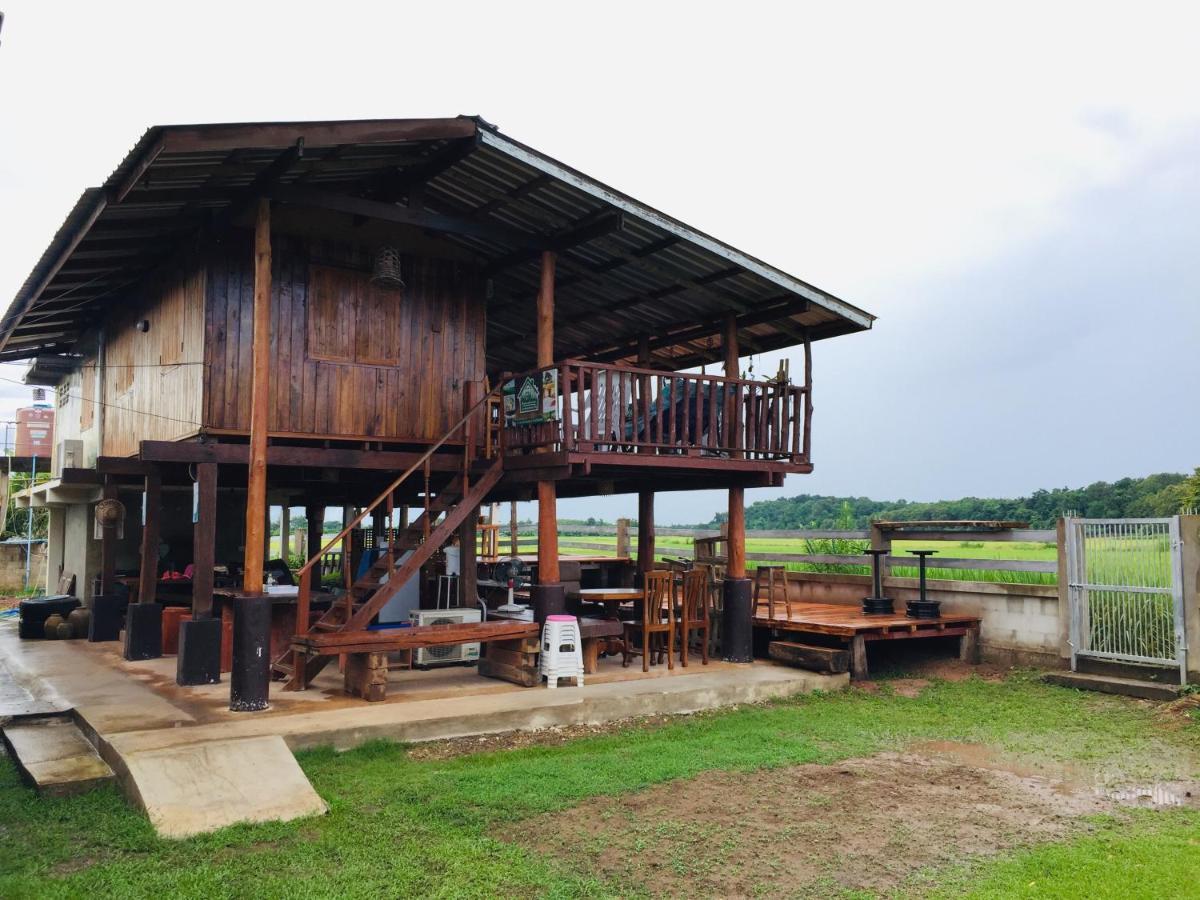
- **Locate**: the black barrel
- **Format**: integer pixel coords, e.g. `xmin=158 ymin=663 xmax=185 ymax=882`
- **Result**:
xmin=530 ymin=583 xmax=566 ymax=624
xmin=721 ymin=577 xmax=754 ymax=663
xmin=177 ymin=617 xmax=222 ymax=686
xmin=123 ymin=603 xmax=162 ymax=660
xmin=230 ymin=595 xmax=271 ymax=712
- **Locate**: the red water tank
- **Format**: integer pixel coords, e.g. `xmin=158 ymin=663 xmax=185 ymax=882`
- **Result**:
xmin=15 ymin=405 xmax=54 ymax=458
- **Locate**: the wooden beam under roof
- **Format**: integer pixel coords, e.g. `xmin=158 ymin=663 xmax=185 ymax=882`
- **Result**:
xmin=484 ymin=212 xmax=625 ymax=276
xmin=270 ymin=183 xmax=546 ymax=250
xmin=158 ymin=118 xmax=477 ymax=154
xmin=583 ymin=298 xmax=809 ymax=363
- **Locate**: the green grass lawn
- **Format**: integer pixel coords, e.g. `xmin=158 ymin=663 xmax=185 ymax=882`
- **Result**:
xmin=1 ymin=674 xmax=1197 ymax=898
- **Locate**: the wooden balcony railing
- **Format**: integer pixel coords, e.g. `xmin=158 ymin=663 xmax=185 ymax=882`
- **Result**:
xmin=503 ymin=359 xmax=811 ymax=464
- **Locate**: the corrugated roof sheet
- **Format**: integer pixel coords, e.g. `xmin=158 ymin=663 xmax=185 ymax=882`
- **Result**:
xmin=1 ymin=116 xmax=874 ymax=372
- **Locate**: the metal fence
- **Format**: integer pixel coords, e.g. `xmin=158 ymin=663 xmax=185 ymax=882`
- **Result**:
xmin=1065 ymin=517 xmax=1185 ymax=679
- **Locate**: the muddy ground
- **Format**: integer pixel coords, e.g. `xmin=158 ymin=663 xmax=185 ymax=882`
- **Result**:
xmin=525 ymin=745 xmax=1198 ymax=897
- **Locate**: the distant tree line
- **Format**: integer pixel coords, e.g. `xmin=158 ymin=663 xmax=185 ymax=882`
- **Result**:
xmin=703 ymin=470 xmax=1199 ymax=530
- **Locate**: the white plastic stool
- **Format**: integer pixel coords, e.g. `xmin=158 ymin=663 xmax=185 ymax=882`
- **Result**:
xmin=540 ymin=614 xmax=584 ymax=688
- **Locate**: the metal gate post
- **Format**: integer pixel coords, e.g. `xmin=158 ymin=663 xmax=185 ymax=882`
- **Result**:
xmin=1169 ymin=516 xmax=1187 ymax=683
xmin=1064 ymin=517 xmax=1080 ymax=672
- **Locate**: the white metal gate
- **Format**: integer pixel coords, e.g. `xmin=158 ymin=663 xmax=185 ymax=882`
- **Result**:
xmin=1065 ymin=517 xmax=1186 ymax=680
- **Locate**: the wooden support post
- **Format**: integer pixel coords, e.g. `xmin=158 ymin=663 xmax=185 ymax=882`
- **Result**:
xmin=305 ymin=504 xmax=324 ymax=561
xmin=723 ymin=311 xmax=741 ymax=460
xmin=242 ymin=198 xmax=271 ymax=594
xmin=537 ymin=250 xmax=556 ymax=368
xmin=536 ymin=250 xmax=560 ymax=584
xmin=723 ymin=312 xmax=739 ymax=378
xmin=279 ymin=504 xmax=290 ymax=560
xmin=727 ymin=486 xmax=746 ymax=579
xmin=192 ymin=463 xmax=217 ymax=618
xmin=510 ymin=500 xmax=519 ymax=557
xmin=850 ymin=634 xmax=868 ymax=679
xmin=341 ymin=505 xmax=353 ymax=588
xmin=959 ymin=623 xmax=981 ymax=664
xmin=637 ymin=491 xmax=655 ymax=573
xmin=615 ymin=517 xmax=630 ymax=558
xmin=537 ymin=482 xmax=560 ymax=584
xmin=458 ymin=505 xmax=479 ymax=605
xmin=99 ymin=479 xmax=118 ymax=595
xmin=138 ymin=472 xmax=161 ymax=604
xmin=371 ymin=506 xmax=386 ymax=547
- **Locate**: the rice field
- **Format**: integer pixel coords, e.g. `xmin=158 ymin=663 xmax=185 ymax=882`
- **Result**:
xmin=512 ymin=534 xmax=1063 ymax=585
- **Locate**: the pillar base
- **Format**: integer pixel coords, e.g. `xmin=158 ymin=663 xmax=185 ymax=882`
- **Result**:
xmin=230 ymin=595 xmax=271 ymax=712
xmin=531 ymin=583 xmax=566 ymax=624
xmin=721 ymin=578 xmax=753 ymax=663
xmin=177 ymin=617 xmax=222 ymax=686
xmin=123 ymin=603 xmax=163 ymax=661
xmin=89 ymin=593 xmax=127 ymax=642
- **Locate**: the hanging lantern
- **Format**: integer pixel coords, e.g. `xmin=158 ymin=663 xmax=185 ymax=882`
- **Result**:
xmin=371 ymin=246 xmax=405 ymax=289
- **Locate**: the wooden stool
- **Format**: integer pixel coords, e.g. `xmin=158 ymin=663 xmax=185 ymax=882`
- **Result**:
xmin=754 ymin=566 xmax=789 ymax=620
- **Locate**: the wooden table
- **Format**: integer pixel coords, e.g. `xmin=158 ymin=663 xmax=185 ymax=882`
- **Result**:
xmin=577 ymin=587 xmax=643 ymax=611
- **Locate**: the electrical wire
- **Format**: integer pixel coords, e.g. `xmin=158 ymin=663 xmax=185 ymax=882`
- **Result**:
xmin=0 ymin=375 xmax=202 ymax=428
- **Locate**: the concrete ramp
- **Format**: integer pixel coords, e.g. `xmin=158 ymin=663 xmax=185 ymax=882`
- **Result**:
xmin=114 ymin=734 xmax=328 ymax=839
xmin=2 ymin=716 xmax=115 ymax=797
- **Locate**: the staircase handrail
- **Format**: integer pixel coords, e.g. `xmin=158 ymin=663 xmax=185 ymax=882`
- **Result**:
xmin=294 ymin=383 xmax=503 ymax=581
xmin=291 ymin=374 xmax=516 ymax=637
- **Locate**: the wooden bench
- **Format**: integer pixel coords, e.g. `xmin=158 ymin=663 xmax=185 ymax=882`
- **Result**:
xmin=292 ymin=620 xmax=541 ymax=701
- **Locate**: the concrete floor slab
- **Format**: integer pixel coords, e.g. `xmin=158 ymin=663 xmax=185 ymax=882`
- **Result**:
xmin=0 ymin=620 xmax=846 ymax=835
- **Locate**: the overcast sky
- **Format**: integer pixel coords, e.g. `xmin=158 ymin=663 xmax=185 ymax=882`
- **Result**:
xmin=1 ymin=2 xmax=1197 ymax=524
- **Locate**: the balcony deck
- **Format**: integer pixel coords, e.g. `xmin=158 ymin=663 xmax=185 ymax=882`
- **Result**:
xmin=496 ymin=360 xmax=811 ymax=495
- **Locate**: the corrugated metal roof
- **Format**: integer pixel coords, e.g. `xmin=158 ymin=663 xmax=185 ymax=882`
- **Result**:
xmin=1 ymin=116 xmax=874 ymax=372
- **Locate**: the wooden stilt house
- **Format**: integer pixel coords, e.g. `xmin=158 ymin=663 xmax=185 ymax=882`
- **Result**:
xmin=1 ymin=116 xmax=874 ymax=691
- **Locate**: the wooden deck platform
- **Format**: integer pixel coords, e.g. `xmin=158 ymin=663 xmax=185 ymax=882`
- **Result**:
xmin=754 ymin=601 xmax=981 ymax=679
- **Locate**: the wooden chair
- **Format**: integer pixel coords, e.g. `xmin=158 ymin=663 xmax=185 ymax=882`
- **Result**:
xmin=702 ymin=563 xmax=725 ymax=657
xmin=754 ymin=565 xmax=789 ymax=621
xmin=623 ymin=570 xmax=674 ymax=672
xmin=678 ymin=569 xmax=710 ymax=666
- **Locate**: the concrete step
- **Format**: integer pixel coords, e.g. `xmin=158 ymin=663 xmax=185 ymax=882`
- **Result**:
xmin=2 ymin=715 xmax=115 ymax=797
xmin=1043 ymin=671 xmax=1186 ymax=701
xmin=1076 ymin=656 xmax=1183 ymax=685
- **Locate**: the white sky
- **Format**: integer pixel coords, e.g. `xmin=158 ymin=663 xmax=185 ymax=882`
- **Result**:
xmin=1 ymin=1 xmax=1197 ymax=523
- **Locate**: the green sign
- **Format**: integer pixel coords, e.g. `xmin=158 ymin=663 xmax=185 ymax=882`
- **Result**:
xmin=503 ymin=368 xmax=558 ymax=425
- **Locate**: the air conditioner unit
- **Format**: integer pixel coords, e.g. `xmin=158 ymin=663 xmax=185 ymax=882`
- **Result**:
xmin=55 ymin=439 xmax=83 ymax=476
xmin=410 ymin=607 xmax=481 ymax=666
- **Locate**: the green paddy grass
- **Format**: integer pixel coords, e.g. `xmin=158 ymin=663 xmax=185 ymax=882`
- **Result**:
xmin=1 ymin=674 xmax=1196 ymax=898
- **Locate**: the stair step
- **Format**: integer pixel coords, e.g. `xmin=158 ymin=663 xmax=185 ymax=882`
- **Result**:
xmin=1042 ymin=671 xmax=1185 ymax=701
xmin=1 ymin=716 xmax=115 ymax=797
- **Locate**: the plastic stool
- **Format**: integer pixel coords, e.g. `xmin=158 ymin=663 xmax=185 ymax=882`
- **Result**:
xmin=540 ymin=614 xmax=584 ymax=688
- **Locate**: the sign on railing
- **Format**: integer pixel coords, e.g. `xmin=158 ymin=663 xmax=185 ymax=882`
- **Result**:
xmin=502 ymin=369 xmax=558 ymax=426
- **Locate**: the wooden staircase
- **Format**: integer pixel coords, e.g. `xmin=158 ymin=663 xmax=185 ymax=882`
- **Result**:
xmin=272 ymin=456 xmax=503 ymax=689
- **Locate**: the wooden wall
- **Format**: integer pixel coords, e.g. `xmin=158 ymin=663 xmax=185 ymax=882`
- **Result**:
xmin=203 ymin=239 xmax=486 ymax=442
xmin=103 ymin=267 xmax=205 ymax=456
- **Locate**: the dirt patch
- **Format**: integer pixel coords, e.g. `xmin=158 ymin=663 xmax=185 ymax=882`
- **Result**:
xmin=524 ymin=748 xmax=1199 ymax=898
